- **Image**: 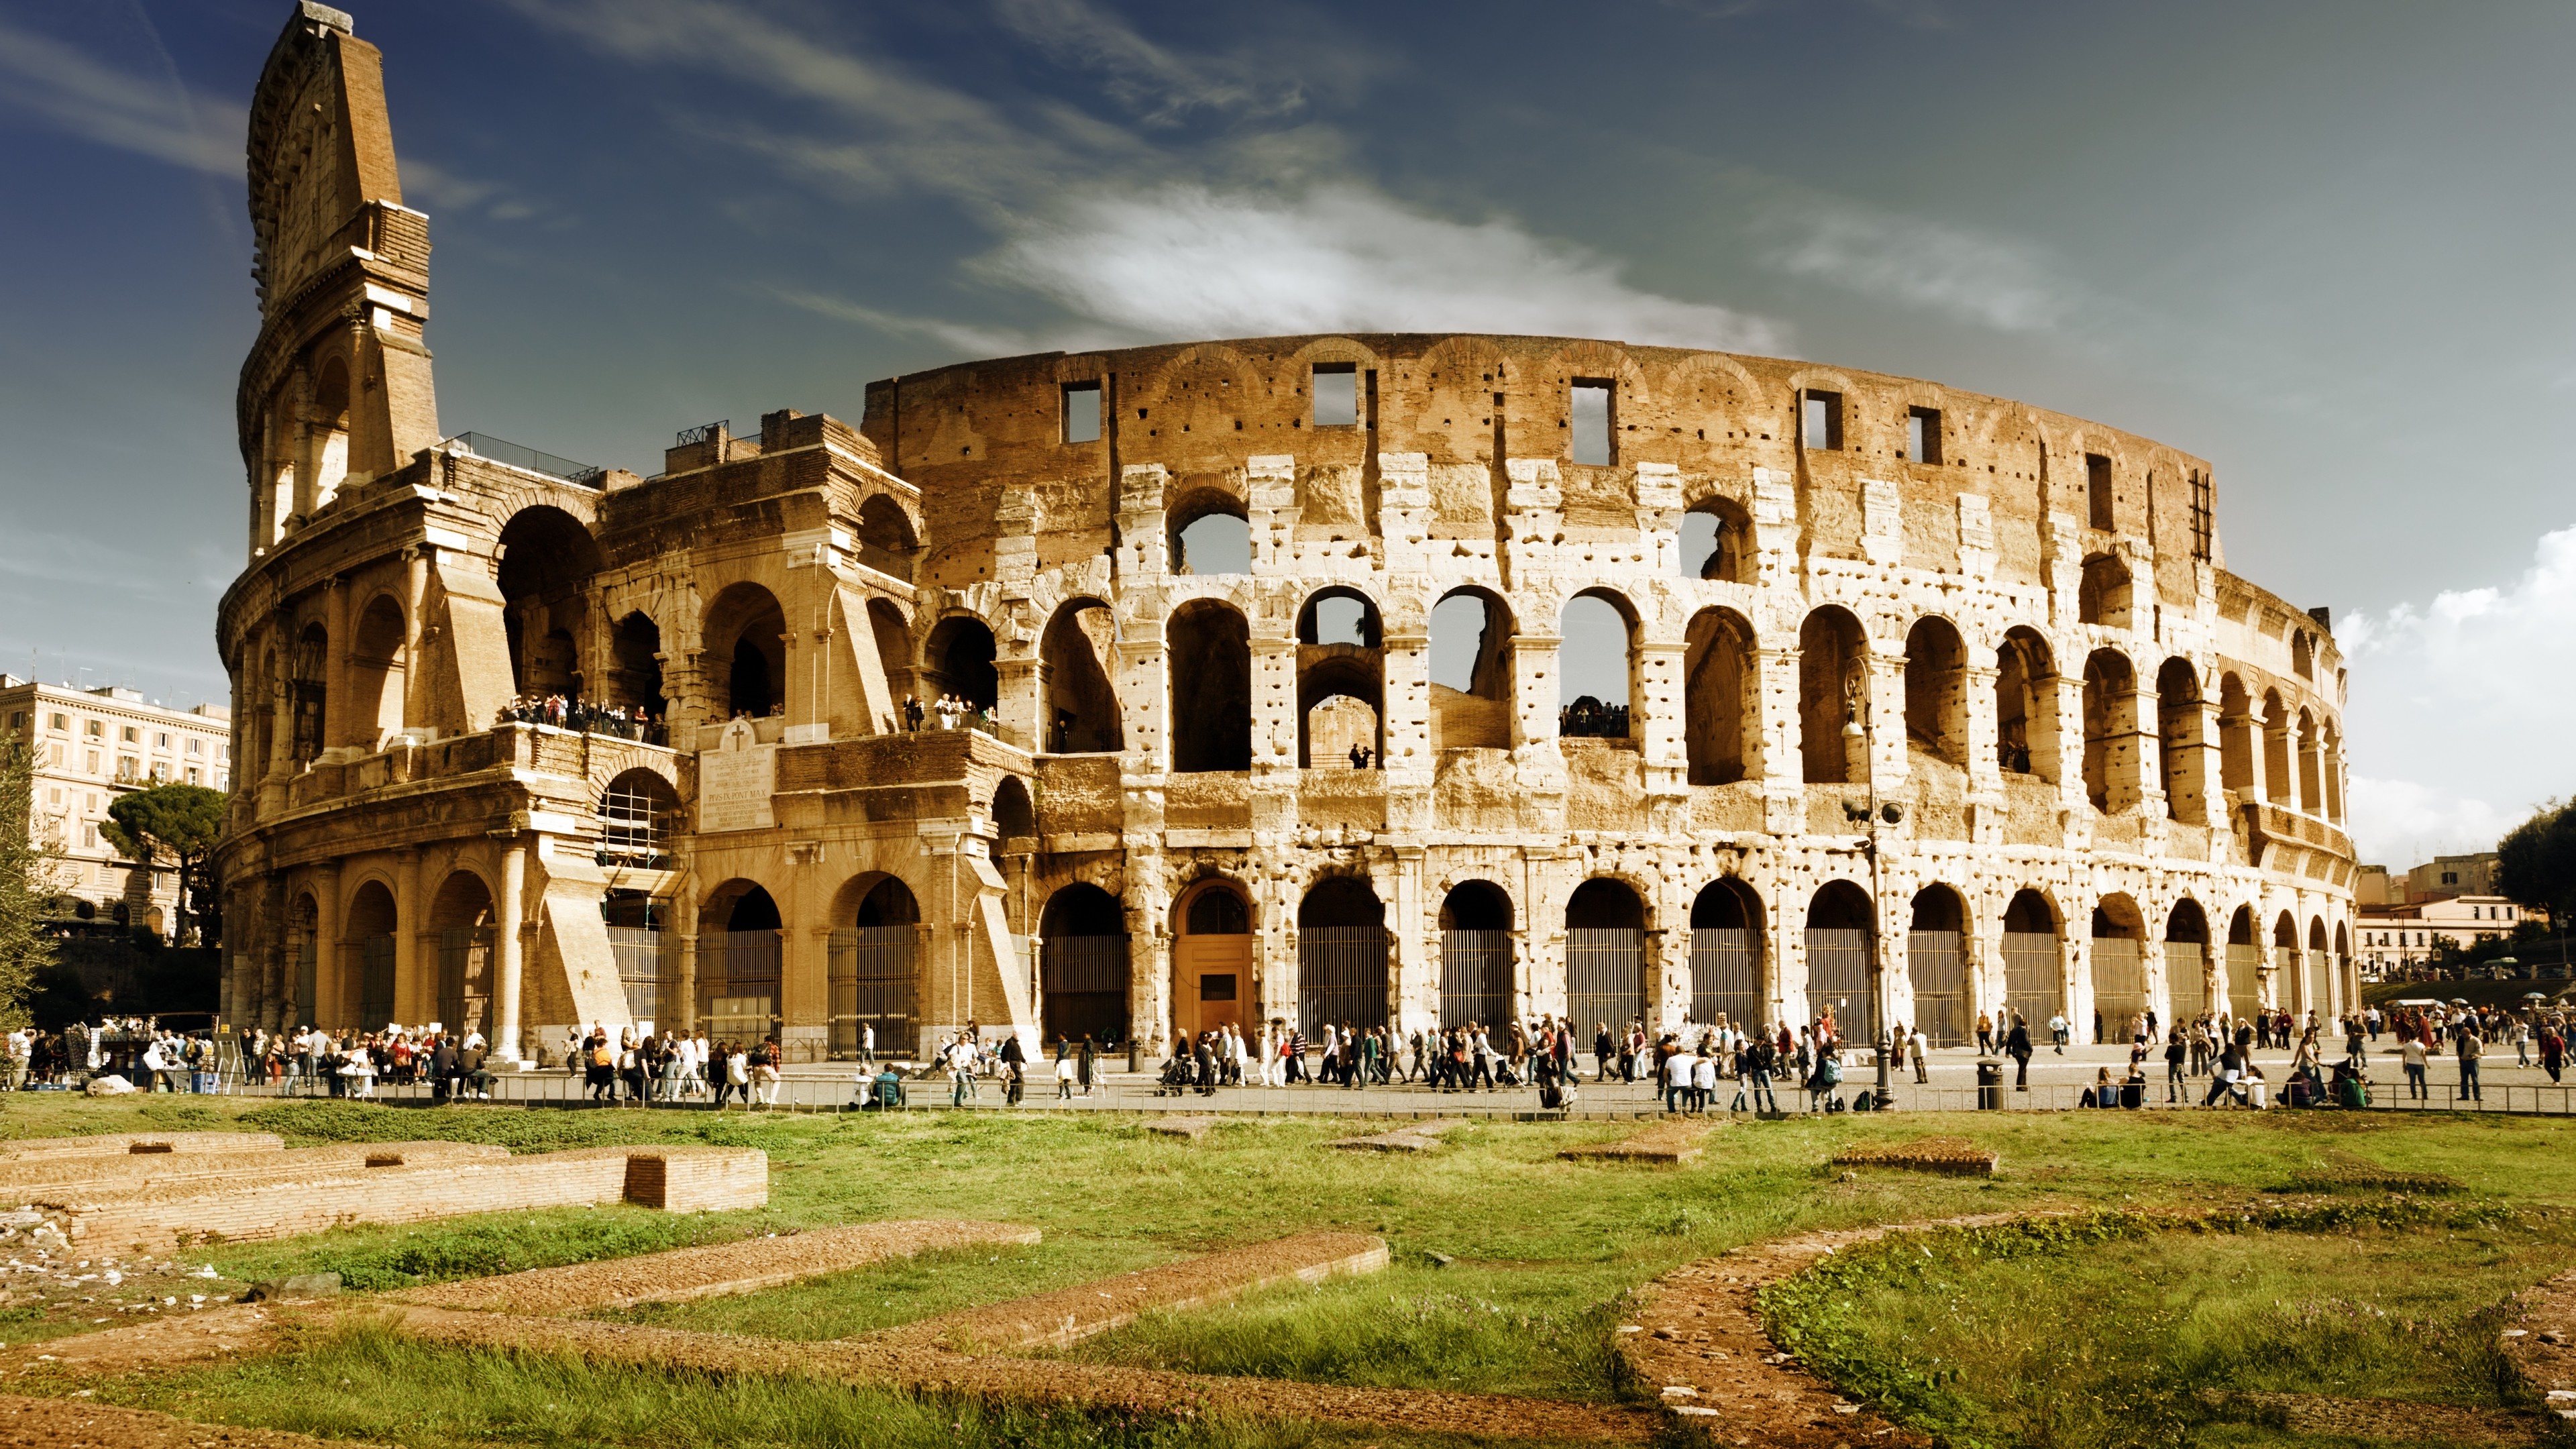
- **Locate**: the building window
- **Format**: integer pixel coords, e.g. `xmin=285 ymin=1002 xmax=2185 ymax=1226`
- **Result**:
xmin=1061 ymin=380 xmax=1102 ymax=444
xmin=1571 ymin=378 xmax=1614 ymax=464
xmin=6 ymin=712 xmax=21 ymax=732
xmin=85 ymin=751 xmax=99 ymax=775
xmin=2086 ymin=453 xmax=2114 ymax=530
xmin=117 ymin=755 xmax=139 ymax=781
xmin=45 ymin=788 xmax=60 ymax=806
xmin=46 ymin=744 xmax=60 ymax=767
xmin=1906 ymin=407 xmax=1942 ymax=465
xmin=1802 ymin=389 xmax=1843 ymax=450
xmin=84 ymin=720 xmax=101 ymax=739
xmin=186 ymin=767 xmax=199 ymax=786
xmin=48 ymin=713 xmax=66 ymax=732
xmin=121 ymin=726 xmax=138 ymax=745
xmin=83 ymin=824 xmax=97 ymax=849
xmin=1313 ymin=363 xmax=1358 ymax=428
xmin=186 ymin=738 xmax=202 ymax=756
xmin=154 ymin=732 xmax=169 ymax=749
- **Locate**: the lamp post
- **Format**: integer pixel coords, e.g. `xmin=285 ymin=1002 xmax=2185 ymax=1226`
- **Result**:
xmin=1843 ymin=680 xmax=1895 ymax=1110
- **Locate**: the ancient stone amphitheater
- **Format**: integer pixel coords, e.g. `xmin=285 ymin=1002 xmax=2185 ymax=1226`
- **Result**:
xmin=216 ymin=3 xmax=2353 ymax=1065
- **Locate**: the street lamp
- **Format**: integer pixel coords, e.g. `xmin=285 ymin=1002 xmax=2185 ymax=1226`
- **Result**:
xmin=1843 ymin=680 xmax=1895 ymax=1110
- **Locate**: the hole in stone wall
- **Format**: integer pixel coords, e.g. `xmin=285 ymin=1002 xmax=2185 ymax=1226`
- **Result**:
xmin=2087 ymin=453 xmax=2114 ymax=530
xmin=1175 ymin=513 xmax=1249 ymax=575
xmin=1570 ymin=379 xmax=1613 ymax=465
xmin=1907 ymin=406 xmax=1943 ymax=465
xmin=1802 ymin=389 xmax=1843 ymax=451
xmin=1168 ymin=600 xmax=1251 ymax=772
xmin=1313 ymin=364 xmax=1357 ymax=427
xmin=1061 ymin=381 xmax=1102 ymax=443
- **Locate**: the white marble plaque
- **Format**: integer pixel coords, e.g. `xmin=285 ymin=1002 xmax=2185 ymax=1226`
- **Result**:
xmin=697 ymin=718 xmax=776 ymax=833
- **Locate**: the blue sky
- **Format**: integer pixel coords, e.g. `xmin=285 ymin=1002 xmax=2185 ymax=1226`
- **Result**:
xmin=3 ymin=0 xmax=2573 ymax=869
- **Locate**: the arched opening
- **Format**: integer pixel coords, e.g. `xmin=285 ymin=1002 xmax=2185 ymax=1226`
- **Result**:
xmin=2078 ymin=553 xmax=2133 ymax=628
xmin=2082 ymin=648 xmax=2140 ymax=813
xmin=603 ymin=888 xmax=667 ymax=1030
xmin=2156 ymin=657 xmax=2204 ymax=823
xmin=2291 ymin=631 xmax=2315 ymax=680
xmin=2225 ymin=904 xmax=2261 ymax=1022
xmin=991 ymin=776 xmax=1036 ymax=841
xmin=2218 ymin=674 xmax=2255 ymax=798
xmin=2319 ymin=724 xmax=2345 ymax=823
xmin=1171 ymin=491 xmax=1250 ymax=576
xmin=1297 ymin=877 xmax=1387 ymax=1041
xmin=2296 ymin=707 xmax=2322 ymax=816
xmin=1429 ymin=588 xmax=1513 ymax=751
xmin=1689 ymin=877 xmax=1763 ymax=1029
xmin=2262 ymin=690 xmax=2293 ymax=806
xmin=1682 ymin=608 xmax=1754 ymax=786
xmin=1805 ymin=880 xmax=1875 ymax=1042
xmin=1798 ymin=606 xmax=1868 ymax=784
xmin=922 ymin=614 xmax=1000 ymax=719
xmin=704 ymin=583 xmax=788 ymax=720
xmin=496 ymin=507 xmax=602 ymax=700
xmin=700 ymin=881 xmax=783 ymax=1043
xmin=2001 ymin=889 xmax=2061 ymax=1029
xmin=832 ymin=875 xmax=920 ymax=1059
xmin=2090 ymin=895 xmax=2147 ymax=1043
xmin=1907 ymin=885 xmax=1968 ymax=1046
xmin=347 ymin=595 xmax=406 ymax=750
xmin=1168 ymin=600 xmax=1252 ymax=772
xmin=1558 ymin=590 xmax=1635 ymax=739
xmin=1567 ymin=879 xmax=1649 ymax=1036
xmin=305 ymin=356 xmax=352 ymax=513
xmin=1902 ymin=616 xmax=1968 ymax=769
xmin=2165 ymin=898 xmax=2210 ymax=1025
xmin=427 ymin=871 xmax=494 ymax=1038
xmin=286 ymin=892 xmax=320 ymax=1025
xmin=344 ymin=880 xmax=397 ymax=1031
xmin=1297 ymin=586 xmax=1383 ymax=769
xmin=1678 ymin=497 xmax=1753 ymax=583
xmin=1995 ymin=627 xmax=2055 ymax=780
xmin=1437 ymin=880 xmax=1513 ymax=1029
xmin=609 ymin=612 xmax=665 ymax=722
xmin=1040 ymin=598 xmax=1122 ymax=753
xmin=1038 ymin=883 xmax=1126 ymax=1046
xmin=598 ymin=767 xmax=680 ymax=869
xmin=855 ymin=494 xmax=917 ymax=581
xmin=290 ymin=623 xmax=329 ymax=764
xmin=2304 ymin=914 xmax=2332 ymax=1019
xmin=1177 ymin=877 xmax=1257 ymax=1044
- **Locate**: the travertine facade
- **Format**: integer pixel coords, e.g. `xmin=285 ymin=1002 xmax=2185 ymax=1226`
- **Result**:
xmin=216 ymin=3 xmax=2354 ymax=1062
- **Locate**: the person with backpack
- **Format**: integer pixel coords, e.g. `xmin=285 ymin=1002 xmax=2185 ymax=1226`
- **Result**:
xmin=2005 ymin=1012 xmax=2035 ymax=1091
xmin=1809 ymin=1047 xmax=1844 ymax=1112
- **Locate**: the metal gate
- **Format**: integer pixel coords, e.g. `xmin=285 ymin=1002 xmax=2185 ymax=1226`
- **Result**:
xmin=1690 ymin=928 xmax=1762 ymax=1031
xmin=1440 ymin=930 xmax=1511 ymax=1030
xmin=1906 ymin=930 xmax=1966 ymax=1046
xmin=1040 ymin=934 xmax=1127 ymax=1046
xmin=608 ymin=927 xmax=665 ymax=1030
xmin=2226 ymin=945 xmax=2264 ymax=1022
xmin=2165 ymin=942 xmax=2208 ymax=1024
xmin=436 ymin=927 xmax=492 ymax=1038
xmin=1806 ymin=929 xmax=1874 ymax=1042
xmin=293 ymin=929 xmax=317 ymax=1028
xmin=2001 ymin=932 xmax=2059 ymax=1032
xmin=2308 ymin=949 xmax=2333 ymax=1022
xmin=2090 ymin=938 xmax=2147 ymax=1042
xmin=356 ymin=935 xmax=396 ymax=1031
xmin=829 ymin=926 xmax=916 ymax=1057
xmin=1299 ymin=926 xmax=1388 ymax=1040
xmin=698 ymin=928 xmax=782 ymax=1043
xmin=1565 ymin=928 xmax=1645 ymax=1035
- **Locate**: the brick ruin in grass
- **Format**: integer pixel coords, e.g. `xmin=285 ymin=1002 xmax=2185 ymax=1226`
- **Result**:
xmin=1829 ymin=1137 xmax=2000 ymax=1177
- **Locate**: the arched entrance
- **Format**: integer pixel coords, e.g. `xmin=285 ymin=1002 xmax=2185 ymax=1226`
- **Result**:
xmin=1429 ymin=588 xmax=1513 ymax=750
xmin=2165 ymin=899 xmax=2211 ymax=1025
xmin=1437 ymin=881 xmax=1513 ymax=1029
xmin=1038 ymin=883 xmax=1127 ymax=1046
xmin=1566 ymin=879 xmax=1649 ymax=1036
xmin=704 ymin=584 xmax=787 ymax=720
xmin=924 ymin=615 xmax=1000 ymax=715
xmin=1296 ymin=877 xmax=1386 ymax=1041
xmin=1177 ymin=879 xmax=1256 ymax=1042
xmin=1682 ymin=608 xmax=1754 ymax=785
xmin=427 ymin=871 xmax=494 ymax=1038
xmin=345 ymin=880 xmax=397 ymax=1031
xmin=1298 ymin=588 xmax=1383 ymax=769
xmin=2273 ymin=910 xmax=2302 ymax=1012
xmin=1688 ymin=879 xmax=1763 ymax=1030
xmin=2307 ymin=915 xmax=2332 ymax=1020
xmin=1798 ymin=607 xmax=1868 ymax=784
xmin=1040 ymin=598 xmax=1122 ymax=753
xmin=700 ymin=881 xmax=783 ymax=1044
xmin=827 ymin=875 xmax=918 ymax=1058
xmin=1805 ymin=881 xmax=1874 ymax=1042
xmin=1907 ymin=885 xmax=1968 ymax=1046
xmin=1169 ymin=601 xmax=1252 ymax=771
xmin=2090 ymin=896 xmax=2148 ymax=1043
xmin=2001 ymin=889 xmax=2061 ymax=1030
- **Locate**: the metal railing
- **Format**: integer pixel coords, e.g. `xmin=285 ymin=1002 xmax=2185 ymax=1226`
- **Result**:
xmin=445 ymin=432 xmax=600 ymax=483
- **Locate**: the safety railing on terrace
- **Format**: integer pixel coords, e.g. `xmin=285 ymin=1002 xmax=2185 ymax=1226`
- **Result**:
xmin=444 ymin=432 xmax=605 ymax=486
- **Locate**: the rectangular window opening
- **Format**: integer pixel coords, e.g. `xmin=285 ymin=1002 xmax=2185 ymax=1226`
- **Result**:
xmin=1906 ymin=406 xmax=1943 ymax=465
xmin=2086 ymin=453 xmax=2114 ymax=530
xmin=1802 ymin=390 xmax=1843 ymax=451
xmin=1570 ymin=378 xmax=1613 ymax=465
xmin=1060 ymin=381 xmax=1102 ymax=444
xmin=1313 ymin=364 xmax=1358 ymax=427
xmin=2188 ymin=469 xmax=2214 ymax=561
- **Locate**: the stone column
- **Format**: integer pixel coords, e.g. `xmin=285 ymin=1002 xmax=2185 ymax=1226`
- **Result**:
xmin=1636 ymin=640 xmax=1687 ymax=777
xmin=311 ymin=865 xmax=341 ymax=1030
xmin=323 ymin=580 xmax=351 ymax=753
xmin=2048 ymin=673 xmax=2088 ymax=814
xmin=1964 ymin=663 xmax=2002 ymax=790
xmin=494 ymin=837 xmax=527 ymax=1061
xmin=1380 ymin=627 xmax=1432 ymax=783
xmin=996 ymin=656 xmax=1041 ymax=755
xmin=393 ymin=848 xmax=423 ymax=1026
xmin=1511 ymin=631 xmax=1562 ymax=751
xmin=1865 ymin=651 xmax=1907 ymax=791
xmin=401 ymin=548 xmax=427 ymax=733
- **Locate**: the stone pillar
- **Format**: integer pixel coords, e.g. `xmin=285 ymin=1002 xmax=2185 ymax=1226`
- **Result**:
xmin=322 ymin=580 xmax=351 ymax=753
xmin=494 ymin=837 xmax=527 ymax=1061
xmin=400 ymin=548 xmax=427 ymax=733
xmin=311 ymin=865 xmax=341 ymax=1030
xmin=1511 ymin=631 xmax=1562 ymax=751
xmin=1637 ymin=641 xmax=1686 ymax=775
xmin=1865 ymin=651 xmax=1907 ymax=791
xmin=1754 ymin=647 xmax=1802 ymax=832
xmin=393 ymin=848 xmax=423 ymax=1026
xmin=1964 ymin=663 xmax=2002 ymax=790
xmin=1250 ymin=637 xmax=1298 ymax=769
xmin=2265 ymin=714 xmax=2296 ymax=808
xmin=996 ymin=656 xmax=1041 ymax=757
xmin=2048 ymin=673 xmax=2087 ymax=814
xmin=1381 ymin=627 xmax=1432 ymax=783
xmin=2119 ymin=682 xmax=2160 ymax=816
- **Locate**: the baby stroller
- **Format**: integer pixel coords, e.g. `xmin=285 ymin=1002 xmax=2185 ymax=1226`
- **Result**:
xmin=1153 ymin=1055 xmax=1193 ymax=1097
xmin=1494 ymin=1056 xmax=1523 ymax=1087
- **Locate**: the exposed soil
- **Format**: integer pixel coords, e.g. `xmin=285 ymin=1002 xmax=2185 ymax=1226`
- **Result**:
xmin=2502 ymin=1267 xmax=2576 ymax=1421
xmin=2197 ymin=1389 xmax=2541 ymax=1445
xmin=392 ymin=1220 xmax=1040 ymax=1316
xmin=0 ymin=1393 xmax=370 ymax=1449
xmin=1326 ymin=1121 xmax=1468 ymax=1153
xmin=1558 ymin=1122 xmax=1710 ymax=1164
xmin=3 ymin=1305 xmax=286 ymax=1378
xmin=1143 ymin=1117 xmax=1218 ymax=1140
xmin=877 ymin=1231 xmax=1389 ymax=1353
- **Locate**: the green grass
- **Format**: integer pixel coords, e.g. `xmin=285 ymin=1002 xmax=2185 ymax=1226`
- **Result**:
xmin=1762 ymin=1203 xmax=2563 ymax=1449
xmin=591 ymin=1236 xmax=1176 ymax=1340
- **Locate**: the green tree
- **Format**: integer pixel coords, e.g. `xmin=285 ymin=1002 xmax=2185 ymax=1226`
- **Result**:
xmin=2496 ymin=798 xmax=2576 ymax=967
xmin=101 ymin=782 xmax=225 ymax=947
xmin=0 ymin=741 xmax=64 ymax=1029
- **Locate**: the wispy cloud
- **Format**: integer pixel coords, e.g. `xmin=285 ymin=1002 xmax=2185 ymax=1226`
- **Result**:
xmin=977 ymin=184 xmax=1787 ymax=351
xmin=1742 ymin=176 xmax=2081 ymax=334
xmin=0 ymin=19 xmax=242 ymax=176
xmin=991 ymin=0 xmax=1310 ymax=124
xmin=756 ymin=286 xmax=1037 ymax=357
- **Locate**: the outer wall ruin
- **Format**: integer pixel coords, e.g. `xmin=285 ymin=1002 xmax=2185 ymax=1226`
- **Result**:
xmin=216 ymin=3 xmax=2355 ymax=1064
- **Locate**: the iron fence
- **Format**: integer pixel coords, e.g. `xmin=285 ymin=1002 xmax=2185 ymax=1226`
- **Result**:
xmin=1440 ymin=929 xmax=1512 ymax=1030
xmin=1299 ymin=926 xmax=1389 ymax=1040
xmin=1565 ymin=928 xmax=1645 ymax=1036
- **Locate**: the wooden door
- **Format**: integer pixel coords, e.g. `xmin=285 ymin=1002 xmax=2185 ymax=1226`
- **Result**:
xmin=1174 ymin=934 xmax=1254 ymax=1039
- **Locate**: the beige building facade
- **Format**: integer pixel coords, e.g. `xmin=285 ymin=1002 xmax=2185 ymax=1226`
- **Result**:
xmin=215 ymin=3 xmax=2357 ymax=1059
xmin=3 ymin=677 xmax=233 ymax=936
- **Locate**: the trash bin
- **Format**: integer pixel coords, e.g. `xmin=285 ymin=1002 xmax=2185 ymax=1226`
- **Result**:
xmin=1976 ymin=1057 xmax=2003 ymax=1111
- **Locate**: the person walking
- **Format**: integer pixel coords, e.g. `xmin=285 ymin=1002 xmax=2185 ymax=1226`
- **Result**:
xmin=1909 ymin=1024 xmax=1929 ymax=1085
xmin=2163 ymin=1028 xmax=2187 ymax=1103
xmin=2046 ymin=1011 xmax=2070 ymax=1055
xmin=2400 ymin=1033 xmax=2429 ymax=1099
xmin=2457 ymin=1024 xmax=2484 ymax=1104
xmin=1975 ymin=1010 xmax=1994 ymax=1057
xmin=2006 ymin=1013 xmax=2035 ymax=1091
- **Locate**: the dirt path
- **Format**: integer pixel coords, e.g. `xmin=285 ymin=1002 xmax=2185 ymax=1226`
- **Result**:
xmin=392 ymin=1220 xmax=1040 ymax=1316
xmin=0 ymin=1393 xmax=373 ymax=1449
xmin=3 ymin=1305 xmax=287 ymax=1378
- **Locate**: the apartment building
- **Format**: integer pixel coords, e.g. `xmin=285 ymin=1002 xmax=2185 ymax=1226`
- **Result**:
xmin=1 ymin=676 xmax=232 ymax=938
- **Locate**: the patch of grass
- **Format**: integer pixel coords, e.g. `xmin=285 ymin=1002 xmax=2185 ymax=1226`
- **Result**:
xmin=594 ymin=1236 xmax=1175 ymax=1340
xmin=1762 ymin=1205 xmax=2567 ymax=1449
xmin=203 ymin=1203 xmax=800 ymax=1293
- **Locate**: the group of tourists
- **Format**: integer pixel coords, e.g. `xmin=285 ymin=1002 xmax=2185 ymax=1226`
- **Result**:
xmin=901 ymin=693 xmax=996 ymax=734
xmin=496 ymin=694 xmax=663 ymax=742
xmin=234 ymin=1022 xmax=495 ymax=1100
xmin=564 ymin=1025 xmax=782 ymax=1108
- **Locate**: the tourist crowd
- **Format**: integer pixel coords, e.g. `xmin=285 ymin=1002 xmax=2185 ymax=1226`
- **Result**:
xmin=900 ymin=693 xmax=997 ymax=734
xmin=496 ymin=695 xmax=664 ymax=743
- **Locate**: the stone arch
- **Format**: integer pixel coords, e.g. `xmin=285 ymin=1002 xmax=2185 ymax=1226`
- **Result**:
xmin=2164 ymin=894 xmax=2212 ymax=1024
xmin=1036 ymin=596 xmax=1121 ymax=753
xmin=2262 ymin=688 xmax=2293 ymax=805
xmin=1907 ymin=883 xmax=1970 ymax=1046
xmin=289 ymin=621 xmax=329 ymax=764
xmin=2291 ymin=629 xmax=2316 ymax=680
xmin=1798 ymin=604 xmax=1868 ymax=784
xmin=2078 ymin=553 xmax=2133 ymax=628
xmin=1168 ymin=598 xmax=1252 ymax=772
xmin=1995 ymin=625 xmax=2055 ymax=781
xmin=1294 ymin=873 xmax=1386 ymax=1040
xmin=608 ymin=611 xmax=665 ymax=720
xmin=2082 ymin=647 xmax=2141 ymax=812
xmin=703 ymin=582 xmax=788 ymax=720
xmin=855 ymin=494 xmax=917 ymax=581
xmin=2296 ymin=706 xmax=2322 ymax=815
xmin=306 ymin=354 xmax=352 ymax=514
xmin=2090 ymin=893 xmax=2149 ymax=1044
xmin=1805 ymin=879 xmax=1876 ymax=1041
xmin=346 ymin=591 xmax=407 ymax=750
xmin=1558 ymin=587 xmax=1636 ymax=739
xmin=600 ymin=766 xmax=682 ymax=866
xmin=701 ymin=878 xmax=784 ymax=1042
xmin=2000 ymin=887 xmax=2063 ymax=1028
xmin=496 ymin=506 xmax=601 ymax=699
xmin=2218 ymin=671 xmax=2255 ymax=794
xmin=923 ymin=612 xmax=1000 ymax=714
xmin=1902 ymin=614 xmax=1969 ymax=768
xmin=1169 ymin=484 xmax=1250 ymax=577
xmin=1680 ymin=495 xmax=1754 ymax=583
xmin=1436 ymin=879 xmax=1513 ymax=1030
xmin=1430 ymin=586 xmax=1514 ymax=751
xmin=426 ymin=869 xmax=496 ymax=1038
xmin=868 ymin=597 xmax=916 ymax=708
xmin=991 ymin=775 xmax=1035 ymax=841
xmin=828 ymin=872 xmax=920 ymax=1059
xmin=2156 ymin=656 xmax=2205 ymax=822
xmin=1038 ymin=881 xmax=1126 ymax=1046
xmin=1566 ymin=877 xmax=1650 ymax=1036
xmin=343 ymin=878 xmax=398 ymax=1031
xmin=1682 ymin=606 xmax=1755 ymax=785
xmin=1297 ymin=585 xmax=1383 ymax=769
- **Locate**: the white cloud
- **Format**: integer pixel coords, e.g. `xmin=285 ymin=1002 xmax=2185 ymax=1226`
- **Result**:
xmin=2337 ymin=523 xmax=2576 ymax=864
xmin=1743 ymin=178 xmax=2080 ymax=335
xmin=756 ymin=286 xmax=1037 ymax=358
xmin=977 ymin=184 xmax=1788 ymax=352
xmin=0 ymin=21 xmax=242 ymax=175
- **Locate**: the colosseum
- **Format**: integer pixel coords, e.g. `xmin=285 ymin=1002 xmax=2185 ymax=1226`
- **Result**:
xmin=215 ymin=3 xmax=2356 ymax=1063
